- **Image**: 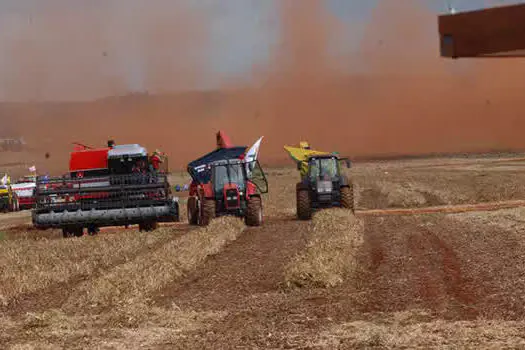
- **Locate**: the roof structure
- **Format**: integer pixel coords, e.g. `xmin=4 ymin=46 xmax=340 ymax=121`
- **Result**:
xmin=438 ymin=3 xmax=525 ymax=58
xmin=107 ymin=144 xmax=147 ymax=158
xmin=187 ymin=146 xmax=247 ymax=184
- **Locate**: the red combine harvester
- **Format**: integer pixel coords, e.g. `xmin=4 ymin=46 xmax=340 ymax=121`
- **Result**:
xmin=11 ymin=175 xmax=37 ymax=210
xmin=186 ymin=131 xmax=268 ymax=226
xmin=32 ymin=141 xmax=180 ymax=237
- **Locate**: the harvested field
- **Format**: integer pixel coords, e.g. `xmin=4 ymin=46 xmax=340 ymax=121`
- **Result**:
xmin=284 ymin=209 xmax=364 ymax=288
xmin=2 ymin=156 xmax=525 ymax=348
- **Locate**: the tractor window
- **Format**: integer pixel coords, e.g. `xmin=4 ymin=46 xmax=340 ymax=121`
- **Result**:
xmin=309 ymin=161 xmax=320 ymax=180
xmin=213 ymin=166 xmax=227 ymax=192
xmin=108 ymin=156 xmax=147 ymax=175
xmin=229 ymin=164 xmax=245 ymax=186
xmin=309 ymin=158 xmax=338 ymax=180
xmin=213 ymin=163 xmax=246 ymax=193
xmin=338 ymin=159 xmax=349 ymax=174
xmin=320 ymin=158 xmax=338 ymax=178
xmin=246 ymin=161 xmax=268 ymax=194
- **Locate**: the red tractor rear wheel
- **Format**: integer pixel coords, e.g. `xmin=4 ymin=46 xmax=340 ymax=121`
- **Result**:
xmin=187 ymin=196 xmax=198 ymax=225
xmin=199 ymin=199 xmax=215 ymax=226
xmin=245 ymin=196 xmax=263 ymax=226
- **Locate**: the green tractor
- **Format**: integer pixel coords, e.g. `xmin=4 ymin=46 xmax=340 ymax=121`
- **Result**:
xmin=285 ymin=143 xmax=354 ymax=220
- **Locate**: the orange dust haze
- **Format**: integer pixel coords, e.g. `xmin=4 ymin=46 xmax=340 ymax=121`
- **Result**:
xmin=2 ymin=0 xmax=525 ymax=175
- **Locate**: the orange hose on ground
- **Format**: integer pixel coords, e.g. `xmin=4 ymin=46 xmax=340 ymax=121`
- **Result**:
xmin=357 ymin=199 xmax=525 ymax=216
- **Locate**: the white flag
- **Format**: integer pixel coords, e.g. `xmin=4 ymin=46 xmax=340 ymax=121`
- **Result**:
xmin=245 ymin=136 xmax=264 ymax=163
xmin=29 ymin=165 xmax=36 ymax=173
xmin=245 ymin=136 xmax=264 ymax=178
xmin=1 ymin=174 xmax=7 ymax=186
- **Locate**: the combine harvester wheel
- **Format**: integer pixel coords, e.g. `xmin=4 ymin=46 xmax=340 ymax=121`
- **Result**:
xmin=139 ymin=221 xmax=158 ymax=232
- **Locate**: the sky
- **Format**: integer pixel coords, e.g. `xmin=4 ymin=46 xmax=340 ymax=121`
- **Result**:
xmin=0 ymin=0 xmax=524 ymax=101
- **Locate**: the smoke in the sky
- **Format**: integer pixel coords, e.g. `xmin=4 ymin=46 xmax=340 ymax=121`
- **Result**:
xmin=0 ymin=0 xmax=213 ymax=101
xmin=0 ymin=0 xmax=517 ymax=101
xmin=0 ymin=0 xmax=283 ymax=101
xmin=3 ymin=0 xmax=525 ymax=174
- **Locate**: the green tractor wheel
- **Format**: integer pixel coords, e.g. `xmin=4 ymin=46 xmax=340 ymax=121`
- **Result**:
xmin=340 ymin=182 xmax=354 ymax=213
xmin=296 ymin=186 xmax=312 ymax=220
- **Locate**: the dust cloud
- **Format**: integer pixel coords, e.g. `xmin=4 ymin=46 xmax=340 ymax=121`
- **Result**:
xmin=214 ymin=0 xmax=525 ymax=165
xmin=2 ymin=0 xmax=525 ymax=174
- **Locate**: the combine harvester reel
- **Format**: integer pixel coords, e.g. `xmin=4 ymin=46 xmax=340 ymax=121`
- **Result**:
xmin=285 ymin=142 xmax=354 ymax=220
xmin=32 ymin=142 xmax=180 ymax=237
xmin=186 ymin=132 xmax=267 ymax=227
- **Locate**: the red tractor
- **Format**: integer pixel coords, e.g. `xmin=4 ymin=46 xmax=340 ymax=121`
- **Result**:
xmin=186 ymin=132 xmax=268 ymax=226
xmin=32 ymin=141 xmax=179 ymax=237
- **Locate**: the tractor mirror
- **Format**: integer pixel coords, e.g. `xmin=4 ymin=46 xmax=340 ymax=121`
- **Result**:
xmin=345 ymin=159 xmax=351 ymax=168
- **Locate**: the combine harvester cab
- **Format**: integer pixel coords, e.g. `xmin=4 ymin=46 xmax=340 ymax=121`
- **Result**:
xmin=186 ymin=132 xmax=268 ymax=226
xmin=32 ymin=143 xmax=180 ymax=237
xmin=285 ymin=143 xmax=354 ymax=220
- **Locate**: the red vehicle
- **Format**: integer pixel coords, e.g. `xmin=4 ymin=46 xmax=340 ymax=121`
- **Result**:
xmin=32 ymin=141 xmax=180 ymax=237
xmin=11 ymin=175 xmax=37 ymax=210
xmin=186 ymin=132 xmax=268 ymax=226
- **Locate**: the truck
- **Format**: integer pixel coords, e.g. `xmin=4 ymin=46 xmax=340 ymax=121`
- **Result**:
xmin=32 ymin=141 xmax=180 ymax=237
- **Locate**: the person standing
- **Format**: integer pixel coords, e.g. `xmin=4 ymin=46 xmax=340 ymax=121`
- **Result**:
xmin=150 ymin=150 xmax=163 ymax=171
